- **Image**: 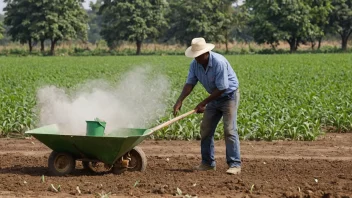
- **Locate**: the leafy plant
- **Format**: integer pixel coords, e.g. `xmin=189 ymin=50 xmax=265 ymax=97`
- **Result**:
xmin=0 ymin=55 xmax=351 ymax=141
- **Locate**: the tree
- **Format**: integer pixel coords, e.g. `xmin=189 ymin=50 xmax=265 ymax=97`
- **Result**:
xmin=308 ymin=0 xmax=333 ymax=50
xmin=246 ymin=0 xmax=321 ymax=52
xmin=330 ymin=0 xmax=352 ymax=51
xmin=0 ymin=15 xmax=4 ymax=40
xmin=166 ymin=0 xmax=235 ymax=47
xmin=4 ymin=0 xmax=87 ymax=54
xmin=99 ymin=0 xmax=168 ymax=55
xmin=0 ymin=22 xmax=4 ymax=40
xmin=231 ymin=5 xmax=253 ymax=46
xmin=4 ymin=0 xmax=35 ymax=52
xmin=0 ymin=14 xmax=11 ymax=45
xmin=216 ymin=0 xmax=237 ymax=53
xmin=87 ymin=0 xmax=103 ymax=44
xmin=29 ymin=0 xmax=50 ymax=52
xmin=5 ymin=0 xmax=50 ymax=52
xmin=43 ymin=0 xmax=88 ymax=55
xmin=247 ymin=5 xmax=281 ymax=50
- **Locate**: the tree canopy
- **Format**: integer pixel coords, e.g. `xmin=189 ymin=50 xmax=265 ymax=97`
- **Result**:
xmin=4 ymin=0 xmax=88 ymax=54
xmin=166 ymin=0 xmax=234 ymax=47
xmin=99 ymin=0 xmax=168 ymax=55
xmin=4 ymin=0 xmax=34 ymax=51
xmin=87 ymin=0 xmax=103 ymax=44
xmin=330 ymin=0 xmax=352 ymax=50
xmin=246 ymin=0 xmax=333 ymax=52
xmin=0 ymin=22 xmax=4 ymax=40
xmin=1 ymin=0 xmax=352 ymax=54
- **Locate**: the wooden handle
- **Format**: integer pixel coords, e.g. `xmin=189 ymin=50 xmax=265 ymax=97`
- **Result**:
xmin=145 ymin=110 xmax=196 ymax=136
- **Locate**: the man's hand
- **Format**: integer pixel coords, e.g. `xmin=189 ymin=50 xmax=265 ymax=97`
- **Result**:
xmin=195 ymin=102 xmax=206 ymax=113
xmin=173 ymin=84 xmax=195 ymax=117
xmin=173 ymin=100 xmax=183 ymax=116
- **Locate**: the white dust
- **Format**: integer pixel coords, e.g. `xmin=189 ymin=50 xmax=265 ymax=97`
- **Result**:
xmin=36 ymin=67 xmax=170 ymax=135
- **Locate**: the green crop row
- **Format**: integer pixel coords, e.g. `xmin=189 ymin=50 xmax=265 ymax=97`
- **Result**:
xmin=0 ymin=54 xmax=351 ymax=140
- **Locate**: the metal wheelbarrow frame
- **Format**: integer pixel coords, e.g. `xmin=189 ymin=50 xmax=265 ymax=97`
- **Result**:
xmin=25 ymin=110 xmax=195 ymax=176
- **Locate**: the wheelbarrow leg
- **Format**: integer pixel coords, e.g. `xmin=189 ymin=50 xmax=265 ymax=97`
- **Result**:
xmin=82 ymin=161 xmax=112 ymax=173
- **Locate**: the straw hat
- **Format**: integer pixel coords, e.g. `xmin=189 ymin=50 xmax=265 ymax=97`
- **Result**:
xmin=185 ymin=37 xmax=215 ymax=58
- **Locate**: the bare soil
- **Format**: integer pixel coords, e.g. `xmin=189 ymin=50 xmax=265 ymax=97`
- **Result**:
xmin=0 ymin=133 xmax=351 ymax=198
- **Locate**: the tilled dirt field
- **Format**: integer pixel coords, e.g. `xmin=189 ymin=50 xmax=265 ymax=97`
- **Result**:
xmin=0 ymin=133 xmax=351 ymax=198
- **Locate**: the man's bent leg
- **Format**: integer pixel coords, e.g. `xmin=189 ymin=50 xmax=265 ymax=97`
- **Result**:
xmin=200 ymin=102 xmax=222 ymax=167
xmin=221 ymin=90 xmax=241 ymax=168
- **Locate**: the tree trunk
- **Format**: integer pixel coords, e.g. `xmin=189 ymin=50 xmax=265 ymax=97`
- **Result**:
xmin=342 ymin=37 xmax=347 ymax=51
xmin=295 ymin=39 xmax=299 ymax=51
xmin=28 ymin=39 xmax=32 ymax=52
xmin=270 ymin=43 xmax=276 ymax=51
xmin=136 ymin=40 xmax=142 ymax=55
xmin=153 ymin=39 xmax=157 ymax=52
xmin=50 ymin=39 xmax=57 ymax=55
xmin=311 ymin=40 xmax=316 ymax=50
xmin=287 ymin=39 xmax=297 ymax=53
xmin=40 ymin=39 xmax=45 ymax=52
xmin=317 ymin=37 xmax=322 ymax=50
xmin=341 ymin=35 xmax=348 ymax=51
xmin=341 ymin=31 xmax=352 ymax=51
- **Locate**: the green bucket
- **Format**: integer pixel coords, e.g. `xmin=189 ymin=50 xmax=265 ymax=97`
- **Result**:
xmin=86 ymin=121 xmax=106 ymax=136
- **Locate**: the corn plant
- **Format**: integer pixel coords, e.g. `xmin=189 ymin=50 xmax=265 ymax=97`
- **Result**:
xmin=0 ymin=54 xmax=351 ymax=140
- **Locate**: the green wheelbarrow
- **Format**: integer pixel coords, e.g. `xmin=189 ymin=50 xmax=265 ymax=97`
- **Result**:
xmin=25 ymin=110 xmax=195 ymax=176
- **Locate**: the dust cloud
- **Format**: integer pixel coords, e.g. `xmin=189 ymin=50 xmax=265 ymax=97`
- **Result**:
xmin=36 ymin=67 xmax=170 ymax=135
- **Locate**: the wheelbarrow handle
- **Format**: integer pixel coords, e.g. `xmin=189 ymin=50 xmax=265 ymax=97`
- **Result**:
xmin=145 ymin=110 xmax=196 ymax=136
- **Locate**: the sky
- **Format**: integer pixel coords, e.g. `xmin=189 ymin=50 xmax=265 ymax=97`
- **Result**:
xmin=0 ymin=0 xmax=97 ymax=14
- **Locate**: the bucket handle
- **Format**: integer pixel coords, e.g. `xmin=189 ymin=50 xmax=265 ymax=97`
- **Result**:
xmin=98 ymin=122 xmax=106 ymax=129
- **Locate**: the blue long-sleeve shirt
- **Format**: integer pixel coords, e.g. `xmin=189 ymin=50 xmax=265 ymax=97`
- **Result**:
xmin=186 ymin=51 xmax=239 ymax=97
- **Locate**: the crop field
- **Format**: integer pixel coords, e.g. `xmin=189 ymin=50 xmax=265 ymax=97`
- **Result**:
xmin=1 ymin=54 xmax=352 ymax=197
xmin=0 ymin=54 xmax=352 ymax=140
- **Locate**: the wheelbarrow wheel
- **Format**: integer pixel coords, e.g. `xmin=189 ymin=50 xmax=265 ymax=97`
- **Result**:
xmin=48 ymin=151 xmax=75 ymax=176
xmin=127 ymin=146 xmax=147 ymax=172
xmin=113 ymin=146 xmax=147 ymax=174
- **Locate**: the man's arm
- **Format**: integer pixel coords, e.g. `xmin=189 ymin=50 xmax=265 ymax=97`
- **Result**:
xmin=195 ymin=61 xmax=229 ymax=113
xmin=173 ymin=83 xmax=195 ymax=116
xmin=195 ymin=88 xmax=225 ymax=113
xmin=177 ymin=84 xmax=194 ymax=102
xmin=201 ymin=88 xmax=225 ymax=105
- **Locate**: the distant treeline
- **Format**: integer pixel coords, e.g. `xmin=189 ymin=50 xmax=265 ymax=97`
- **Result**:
xmin=0 ymin=0 xmax=351 ymax=55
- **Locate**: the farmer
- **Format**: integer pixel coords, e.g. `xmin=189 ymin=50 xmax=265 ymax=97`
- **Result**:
xmin=173 ymin=37 xmax=241 ymax=175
